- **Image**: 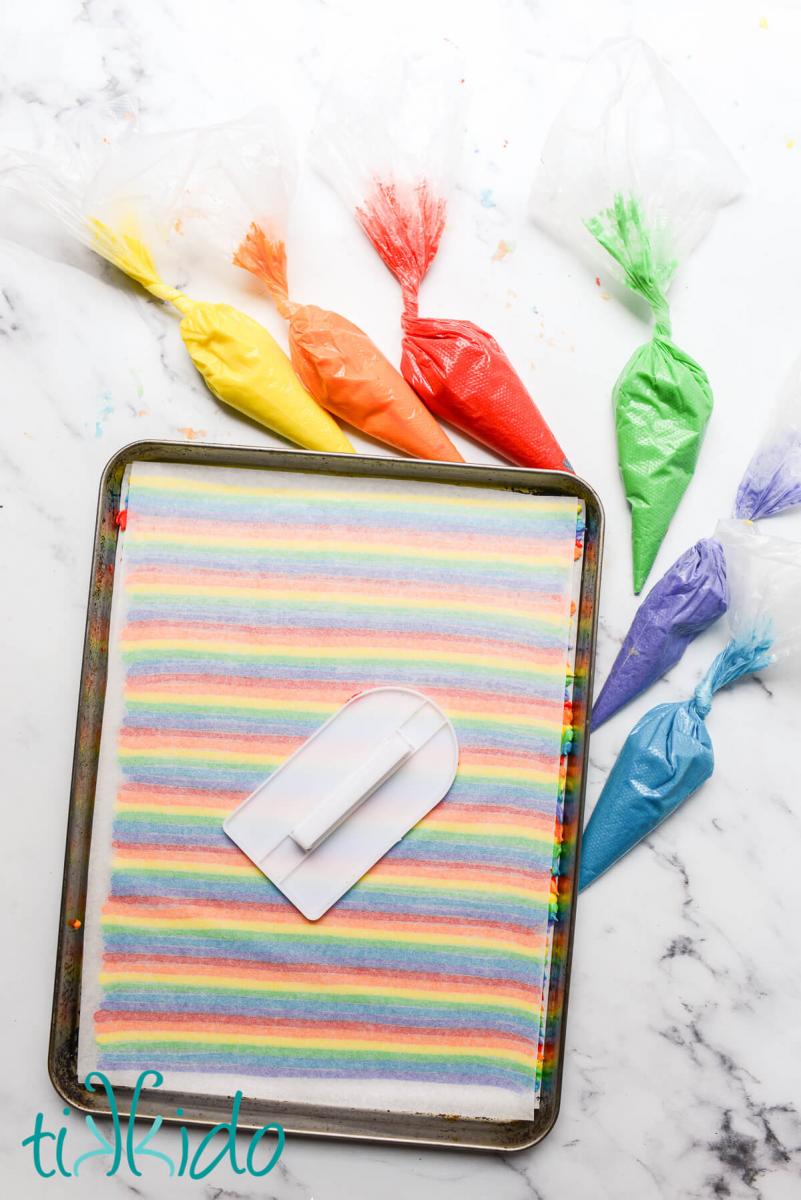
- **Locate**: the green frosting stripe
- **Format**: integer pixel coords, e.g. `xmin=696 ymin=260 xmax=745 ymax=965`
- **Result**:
xmin=586 ymin=196 xmax=713 ymax=592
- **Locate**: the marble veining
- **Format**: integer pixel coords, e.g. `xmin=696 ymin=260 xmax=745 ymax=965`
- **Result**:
xmin=2 ymin=1 xmax=801 ymax=1197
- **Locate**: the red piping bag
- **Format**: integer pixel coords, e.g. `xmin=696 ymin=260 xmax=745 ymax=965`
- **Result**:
xmin=314 ymin=59 xmax=572 ymax=472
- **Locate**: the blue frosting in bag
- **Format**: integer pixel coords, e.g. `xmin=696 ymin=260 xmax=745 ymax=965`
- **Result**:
xmin=580 ymin=700 xmax=713 ymax=889
xmin=580 ymin=630 xmax=774 ymax=890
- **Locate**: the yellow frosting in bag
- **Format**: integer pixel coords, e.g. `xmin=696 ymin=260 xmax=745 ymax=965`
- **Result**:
xmin=88 ymin=220 xmax=353 ymax=454
xmin=179 ymin=302 xmax=353 ymax=452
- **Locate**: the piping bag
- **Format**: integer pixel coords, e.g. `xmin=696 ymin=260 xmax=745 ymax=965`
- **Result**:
xmin=212 ymin=116 xmax=460 ymax=462
xmin=312 ymin=53 xmax=570 ymax=470
xmin=592 ymin=355 xmax=801 ymax=727
xmin=234 ymin=226 xmax=461 ymax=462
xmin=0 ymin=118 xmax=352 ymax=454
xmin=530 ymin=38 xmax=743 ymax=590
xmin=580 ymin=520 xmax=801 ymax=889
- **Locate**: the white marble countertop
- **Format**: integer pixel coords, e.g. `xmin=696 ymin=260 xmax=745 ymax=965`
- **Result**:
xmin=2 ymin=1 xmax=801 ymax=1197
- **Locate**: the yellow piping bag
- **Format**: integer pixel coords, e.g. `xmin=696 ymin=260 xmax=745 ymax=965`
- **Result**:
xmin=0 ymin=116 xmax=352 ymax=454
xmin=89 ymin=220 xmax=352 ymax=452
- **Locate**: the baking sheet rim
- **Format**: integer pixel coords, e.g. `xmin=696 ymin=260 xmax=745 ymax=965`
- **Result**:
xmin=49 ymin=439 xmax=604 ymax=1154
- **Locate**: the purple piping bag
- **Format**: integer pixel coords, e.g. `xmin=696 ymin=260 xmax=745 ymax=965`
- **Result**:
xmin=592 ymin=358 xmax=801 ymax=729
xmin=734 ymin=430 xmax=801 ymax=519
xmin=582 ymin=520 xmax=801 ymax=889
xmin=591 ymin=537 xmax=728 ymax=728
xmin=735 ymin=354 xmax=801 ymax=519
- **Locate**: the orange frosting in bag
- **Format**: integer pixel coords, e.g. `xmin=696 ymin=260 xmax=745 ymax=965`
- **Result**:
xmin=234 ymin=225 xmax=462 ymax=463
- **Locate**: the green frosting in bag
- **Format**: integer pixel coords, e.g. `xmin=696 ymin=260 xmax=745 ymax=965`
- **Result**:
xmin=614 ymin=336 xmax=713 ymax=593
xmin=587 ymin=196 xmax=713 ymax=593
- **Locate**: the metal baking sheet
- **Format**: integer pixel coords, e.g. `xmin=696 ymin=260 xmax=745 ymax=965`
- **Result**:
xmin=49 ymin=439 xmax=604 ymax=1153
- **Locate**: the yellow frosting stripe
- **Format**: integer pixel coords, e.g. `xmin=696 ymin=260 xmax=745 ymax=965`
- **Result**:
xmin=95 ymin=1028 xmax=533 ymax=1069
xmin=98 ymin=971 xmax=534 ymax=1015
xmin=130 ymin=472 xmax=570 ymax=511
xmin=101 ymin=912 xmax=539 ymax=957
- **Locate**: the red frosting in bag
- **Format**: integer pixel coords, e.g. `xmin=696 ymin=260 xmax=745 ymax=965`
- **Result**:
xmin=357 ymin=181 xmax=571 ymax=471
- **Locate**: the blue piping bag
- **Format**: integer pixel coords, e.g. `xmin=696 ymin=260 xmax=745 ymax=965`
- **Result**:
xmin=580 ymin=631 xmax=772 ymax=890
xmin=581 ymin=520 xmax=801 ymax=889
xmin=592 ymin=355 xmax=801 ymax=729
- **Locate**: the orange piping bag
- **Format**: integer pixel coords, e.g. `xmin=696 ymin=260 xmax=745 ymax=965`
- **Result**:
xmin=233 ymin=223 xmax=462 ymax=463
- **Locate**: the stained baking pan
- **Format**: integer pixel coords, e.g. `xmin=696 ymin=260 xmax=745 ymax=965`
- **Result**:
xmin=49 ymin=440 xmax=603 ymax=1152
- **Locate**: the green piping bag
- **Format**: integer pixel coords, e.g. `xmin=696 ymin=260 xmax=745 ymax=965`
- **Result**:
xmin=529 ymin=38 xmax=744 ymax=593
xmin=587 ymin=196 xmax=713 ymax=592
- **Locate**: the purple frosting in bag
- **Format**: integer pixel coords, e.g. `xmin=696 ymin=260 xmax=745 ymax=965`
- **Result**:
xmin=591 ymin=537 xmax=728 ymax=729
xmin=734 ymin=430 xmax=801 ymax=519
xmin=592 ymin=370 xmax=801 ymax=729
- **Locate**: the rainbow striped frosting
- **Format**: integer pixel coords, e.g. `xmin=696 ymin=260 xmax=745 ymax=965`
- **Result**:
xmin=83 ymin=461 xmax=581 ymax=1118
